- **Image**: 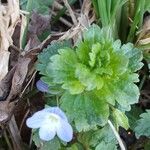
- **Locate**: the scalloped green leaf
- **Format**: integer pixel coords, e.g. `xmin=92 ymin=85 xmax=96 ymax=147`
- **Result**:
xmin=110 ymin=51 xmax=129 ymax=75
xmin=67 ymin=143 xmax=83 ymax=150
xmin=76 ymin=41 xmax=90 ymax=65
xmin=95 ymin=141 xmax=117 ymax=150
xmin=78 ymin=125 xmax=117 ymax=149
xmin=121 ymin=43 xmax=143 ymax=72
xmin=110 ymin=82 xmax=139 ymax=111
xmin=112 ymin=108 xmax=129 ymax=130
xmin=61 ymin=91 xmax=109 ymax=132
xmin=32 ymin=130 xmax=61 ymax=150
xmin=134 ymin=110 xmax=150 ymax=138
xmin=48 ymin=48 xmax=78 ymax=84
xmin=62 ymin=80 xmax=85 ymax=94
xmin=75 ymin=63 xmax=103 ymax=91
xmin=89 ymin=125 xmax=117 ymax=147
xmin=83 ymin=24 xmax=113 ymax=45
xmin=37 ymin=40 xmax=71 ymax=77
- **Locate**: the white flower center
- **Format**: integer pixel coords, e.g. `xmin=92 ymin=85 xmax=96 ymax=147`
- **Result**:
xmin=49 ymin=114 xmax=58 ymax=123
xmin=48 ymin=113 xmax=59 ymax=123
xmin=42 ymin=113 xmax=61 ymax=130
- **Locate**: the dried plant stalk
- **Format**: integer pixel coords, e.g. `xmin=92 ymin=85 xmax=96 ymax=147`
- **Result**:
xmin=59 ymin=0 xmax=94 ymax=43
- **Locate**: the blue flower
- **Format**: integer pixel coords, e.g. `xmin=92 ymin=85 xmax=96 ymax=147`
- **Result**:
xmin=26 ymin=107 xmax=73 ymax=142
xmin=36 ymin=80 xmax=49 ymax=92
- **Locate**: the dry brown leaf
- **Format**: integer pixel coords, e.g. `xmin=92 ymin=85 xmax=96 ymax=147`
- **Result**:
xmin=0 ymin=67 xmax=16 ymax=123
xmin=0 ymin=5 xmax=61 ymax=123
xmin=0 ymin=33 xmax=54 ymax=123
xmin=0 ymin=0 xmax=93 ymax=125
xmin=0 ymin=67 xmax=16 ymax=101
xmin=0 ymin=57 xmax=30 ymax=123
xmin=0 ymin=0 xmax=20 ymax=81
xmin=28 ymin=11 xmax=51 ymax=36
xmin=137 ymin=16 xmax=150 ymax=45
xmin=9 ymin=46 xmax=20 ymax=68
xmin=0 ymin=104 xmax=9 ymax=122
xmin=0 ymin=101 xmax=15 ymax=123
xmin=24 ymin=11 xmax=51 ymax=51
xmin=24 ymin=35 xmax=41 ymax=51
xmin=0 ymin=51 xmax=10 ymax=80
xmin=6 ymin=57 xmax=31 ymax=102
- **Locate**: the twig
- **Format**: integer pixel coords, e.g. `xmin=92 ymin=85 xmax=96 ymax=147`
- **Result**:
xmin=63 ymin=0 xmax=77 ymax=25
xmin=8 ymin=115 xmax=23 ymax=150
xmin=10 ymin=45 xmax=22 ymax=52
xmin=19 ymin=71 xmax=37 ymax=98
xmin=51 ymin=31 xmax=66 ymax=36
xmin=3 ymin=129 xmax=13 ymax=150
xmin=19 ymin=109 xmax=30 ymax=132
xmin=108 ymin=120 xmax=126 ymax=150
xmin=128 ymin=17 xmax=138 ymax=29
xmin=53 ymin=1 xmax=63 ymax=10
xmin=50 ymin=9 xmax=73 ymax=27
xmin=20 ymin=10 xmax=30 ymax=15
xmin=29 ymin=130 xmax=33 ymax=149
xmin=139 ymin=75 xmax=146 ymax=90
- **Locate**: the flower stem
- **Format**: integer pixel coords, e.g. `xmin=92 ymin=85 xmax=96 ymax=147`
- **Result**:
xmin=108 ymin=120 xmax=126 ymax=150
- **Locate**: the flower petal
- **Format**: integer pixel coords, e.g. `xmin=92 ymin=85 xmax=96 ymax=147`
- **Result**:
xmin=26 ymin=110 xmax=49 ymax=128
xmin=45 ymin=107 xmax=68 ymax=122
xmin=39 ymin=124 xmax=56 ymax=141
xmin=36 ymin=80 xmax=49 ymax=92
xmin=57 ymin=119 xmax=73 ymax=142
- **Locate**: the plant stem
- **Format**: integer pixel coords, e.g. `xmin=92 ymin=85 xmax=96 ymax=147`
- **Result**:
xmin=3 ymin=129 xmax=13 ymax=150
xmin=108 ymin=120 xmax=126 ymax=150
xmin=139 ymin=75 xmax=146 ymax=90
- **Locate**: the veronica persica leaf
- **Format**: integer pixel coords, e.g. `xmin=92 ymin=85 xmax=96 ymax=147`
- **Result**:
xmin=37 ymin=24 xmax=143 ymax=131
xmin=80 ymin=125 xmax=118 ymax=149
xmin=61 ymin=91 xmax=109 ymax=132
xmin=134 ymin=110 xmax=150 ymax=138
xmin=112 ymin=108 xmax=129 ymax=130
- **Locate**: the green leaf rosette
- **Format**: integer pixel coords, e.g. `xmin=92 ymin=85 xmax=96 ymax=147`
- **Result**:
xmin=37 ymin=24 xmax=143 ymax=132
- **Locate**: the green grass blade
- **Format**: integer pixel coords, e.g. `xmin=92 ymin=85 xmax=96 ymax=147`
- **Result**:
xmin=106 ymin=0 xmax=111 ymax=22
xmin=127 ymin=0 xmax=145 ymax=42
xmin=52 ymin=0 xmax=77 ymax=24
xmin=119 ymin=2 xmax=129 ymax=42
xmin=21 ymin=0 xmax=34 ymax=49
xmin=92 ymin=0 xmax=99 ymax=18
xmin=97 ymin=0 xmax=109 ymax=26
